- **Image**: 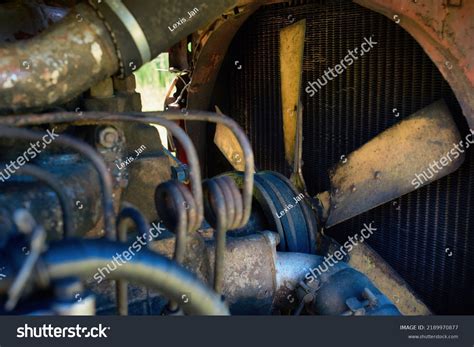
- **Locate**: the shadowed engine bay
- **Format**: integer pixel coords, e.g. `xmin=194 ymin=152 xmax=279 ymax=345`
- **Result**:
xmin=0 ymin=0 xmax=472 ymax=316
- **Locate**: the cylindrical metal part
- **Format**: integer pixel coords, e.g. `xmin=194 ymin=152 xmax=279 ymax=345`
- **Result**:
xmin=40 ymin=239 xmax=229 ymax=315
xmin=0 ymin=4 xmax=118 ymax=113
xmin=91 ymin=0 xmax=236 ymax=75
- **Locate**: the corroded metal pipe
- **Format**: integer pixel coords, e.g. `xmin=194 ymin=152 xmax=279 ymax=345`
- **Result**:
xmin=0 ymin=3 xmax=118 ymax=113
xmin=0 ymin=0 xmax=237 ymax=113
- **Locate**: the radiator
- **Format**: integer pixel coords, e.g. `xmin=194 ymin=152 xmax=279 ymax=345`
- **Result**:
xmin=212 ymin=0 xmax=474 ymax=314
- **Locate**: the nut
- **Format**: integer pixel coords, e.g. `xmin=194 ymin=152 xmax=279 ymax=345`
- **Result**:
xmin=98 ymin=126 xmax=119 ymax=148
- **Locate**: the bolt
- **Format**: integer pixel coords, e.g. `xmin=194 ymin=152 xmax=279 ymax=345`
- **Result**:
xmin=171 ymin=165 xmax=188 ymax=182
xmin=98 ymin=126 xmax=119 ymax=148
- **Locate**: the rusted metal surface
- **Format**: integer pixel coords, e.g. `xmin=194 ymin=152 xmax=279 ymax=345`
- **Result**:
xmin=84 ymin=76 xmax=142 ymax=113
xmin=354 ymin=0 xmax=474 ymax=128
xmin=122 ymin=157 xmax=171 ymax=223
xmin=348 ymin=242 xmax=432 ymax=315
xmin=0 ymin=158 xmax=101 ymax=239
xmin=149 ymin=231 xmax=277 ymax=314
xmin=0 ymin=3 xmax=118 ymax=113
xmin=90 ymin=77 xmax=114 ymax=98
xmin=203 ymin=177 xmax=243 ymax=293
xmin=326 ymin=100 xmax=464 ymax=227
xmin=186 ymin=4 xmax=260 ymax=170
xmin=209 ymin=231 xmax=277 ymax=314
xmin=168 ymin=39 xmax=189 ymax=72
xmin=0 ymin=125 xmax=117 ymax=238
xmin=148 ymin=230 xmax=322 ymax=314
xmin=273 ymin=251 xmax=322 ymax=311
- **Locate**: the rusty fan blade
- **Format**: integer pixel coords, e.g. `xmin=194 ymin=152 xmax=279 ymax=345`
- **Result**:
xmin=280 ymin=19 xmax=307 ymax=192
xmin=325 ymin=99 xmax=465 ymax=227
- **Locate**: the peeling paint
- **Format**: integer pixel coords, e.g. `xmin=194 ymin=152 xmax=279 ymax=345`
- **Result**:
xmin=91 ymin=42 xmax=103 ymax=65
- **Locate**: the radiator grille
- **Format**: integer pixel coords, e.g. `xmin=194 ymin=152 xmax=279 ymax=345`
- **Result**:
xmin=212 ymin=0 xmax=474 ymax=314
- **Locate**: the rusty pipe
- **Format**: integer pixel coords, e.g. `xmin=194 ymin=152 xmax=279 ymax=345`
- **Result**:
xmin=0 ymin=0 xmax=238 ymax=113
xmin=0 ymin=3 xmax=118 ymax=113
xmin=116 ymin=203 xmax=152 ymax=316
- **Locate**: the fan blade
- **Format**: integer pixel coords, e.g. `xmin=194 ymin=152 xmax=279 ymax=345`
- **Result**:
xmin=213 ymin=106 xmax=249 ymax=172
xmin=280 ymin=19 xmax=306 ymax=191
xmin=325 ymin=100 xmax=465 ymax=227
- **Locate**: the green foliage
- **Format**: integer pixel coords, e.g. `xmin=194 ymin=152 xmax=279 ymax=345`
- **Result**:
xmin=134 ymin=53 xmax=175 ymax=89
xmin=134 ymin=53 xmax=175 ymax=111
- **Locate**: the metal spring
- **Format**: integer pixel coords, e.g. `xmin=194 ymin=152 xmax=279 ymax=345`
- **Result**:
xmin=203 ymin=176 xmax=243 ymax=294
xmin=152 ymin=111 xmax=254 ymax=229
xmin=154 ymin=180 xmax=198 ymax=313
xmin=116 ymin=203 xmax=152 ymax=316
xmin=154 ymin=180 xmax=198 ymax=264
